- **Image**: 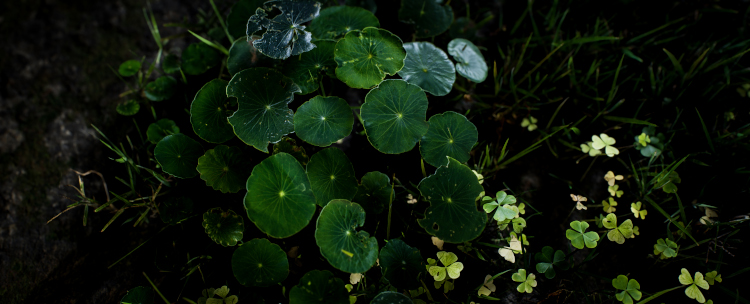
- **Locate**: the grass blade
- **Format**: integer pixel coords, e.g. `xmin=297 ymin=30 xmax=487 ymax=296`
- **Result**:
xmin=695 ymin=108 xmax=715 ymax=152
xmin=188 ymin=30 xmax=229 ymax=55
xmin=662 ymin=48 xmax=684 ymax=75
xmin=603 ymin=115 xmax=657 ymax=126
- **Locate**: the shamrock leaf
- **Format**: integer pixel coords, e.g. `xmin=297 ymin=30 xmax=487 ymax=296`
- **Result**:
xmin=637 ymin=133 xmax=651 ymax=147
xmin=477 ymin=274 xmax=497 ymax=296
xmin=512 ymin=217 xmax=527 ymax=234
xmin=604 ymin=171 xmax=624 ymax=186
xmin=603 ymin=213 xmax=634 ymax=244
xmin=705 ymin=271 xmax=722 ymax=285
xmin=602 ymin=197 xmax=618 ymax=213
xmin=679 ymin=268 xmax=709 ymax=303
xmin=631 ymin=201 xmax=647 ymax=219
xmin=482 ymin=191 xmax=519 ymax=221
xmin=612 ymin=275 xmax=642 ymax=304
xmin=571 ymin=194 xmax=588 ymax=210
xmin=535 ymin=246 xmax=568 ymax=279
xmin=580 ymin=141 xmax=602 ymax=156
xmin=566 ymin=221 xmax=600 ymax=249
xmin=591 ymin=133 xmax=619 ymax=157
xmin=608 ymin=185 xmax=624 ymax=198
xmin=428 ymin=251 xmax=464 ymax=281
xmin=511 ymin=269 xmax=537 ymax=293
xmin=521 ymin=116 xmax=538 ymax=131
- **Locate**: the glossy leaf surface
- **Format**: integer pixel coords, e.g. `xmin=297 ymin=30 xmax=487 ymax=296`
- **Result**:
xmin=154 ymin=134 xmax=203 ymax=179
xmin=309 ymin=6 xmax=379 ymax=40
xmin=379 ymin=239 xmax=424 ymax=289
xmin=289 ymin=270 xmax=349 ymax=304
xmin=447 ymin=38 xmax=488 ymax=83
xmin=361 ymin=80 xmax=429 ymax=154
xmin=307 ymin=148 xmax=358 ymax=207
xmin=197 ymin=145 xmax=252 ymax=193
xmin=315 ymin=200 xmax=378 ymax=273
xmin=231 ymin=238 xmax=288 ymax=286
xmin=283 ymin=40 xmax=337 ymax=95
xmin=419 ymin=111 xmax=478 ymax=167
xmin=190 ymin=79 xmax=235 ymax=144
xmin=398 ymin=42 xmax=456 ymax=96
xmin=334 ymin=27 xmax=406 ymax=89
xmin=246 ymin=0 xmax=321 ymax=59
xmin=294 ymin=96 xmax=353 ymax=146
xmin=202 ymin=207 xmax=245 ymax=246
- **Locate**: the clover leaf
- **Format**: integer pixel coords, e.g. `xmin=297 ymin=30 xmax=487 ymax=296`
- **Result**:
xmin=705 ymin=271 xmax=722 ymax=285
xmin=608 ymin=185 xmax=624 ymax=198
xmin=591 ymin=133 xmax=619 ymax=157
xmin=511 ymin=269 xmax=537 ymax=293
xmin=498 ymin=234 xmax=522 ymax=263
xmin=612 ymin=275 xmax=642 ymax=304
xmin=634 ymin=126 xmax=665 ymax=158
xmin=566 ymin=221 xmax=600 ymax=249
xmin=245 ymin=0 xmax=321 ymax=60
xmin=602 ymin=197 xmax=618 ymax=213
xmin=581 ymin=141 xmax=602 ymax=157
xmin=478 ymin=274 xmax=496 ymax=296
xmin=604 ymin=171 xmax=624 ymax=186
xmin=679 ymin=268 xmax=710 ymax=303
xmin=653 ymin=238 xmax=679 ymax=259
xmin=631 ymin=201 xmax=647 ymax=219
xmin=521 ymin=116 xmax=538 ymax=131
xmin=482 ymin=191 xmax=519 ymax=222
xmin=428 ymin=251 xmax=464 ymax=281
xmin=602 ymin=214 xmax=634 ymax=244
xmin=535 ymin=246 xmax=568 ymax=279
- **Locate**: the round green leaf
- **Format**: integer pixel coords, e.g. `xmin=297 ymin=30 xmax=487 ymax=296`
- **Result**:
xmin=144 ymin=76 xmax=177 ymax=102
xmin=154 ymin=134 xmax=204 ymax=179
xmin=379 ymin=239 xmax=424 ymax=289
xmin=147 ymin=119 xmax=180 ymax=144
xmin=361 ymin=80 xmax=429 ymax=154
xmin=244 ymin=152 xmax=316 ymax=238
xmin=227 ymin=36 xmax=272 ymax=76
xmin=371 ymin=291 xmax=414 ymax=304
xmin=315 ymin=200 xmax=379 ymax=273
xmin=419 ymin=111 xmax=478 ymax=167
xmin=352 ymin=171 xmax=393 ymax=215
xmin=202 ymin=207 xmax=245 ymax=246
xmin=398 ymin=0 xmax=453 ymax=38
xmin=334 ymin=27 xmax=406 ymax=89
xmin=447 ymin=38 xmax=488 ymax=83
xmin=283 ymin=40 xmax=337 ymax=95
xmin=307 ymin=148 xmax=358 ymax=207
xmin=227 ymin=68 xmax=300 ymax=153
xmin=162 ymin=54 xmax=181 ymax=74
xmin=246 ymin=0 xmax=320 ymax=60
xmin=119 ymin=59 xmax=141 ymax=77
xmin=182 ymin=43 xmax=221 ymax=75
xmin=190 ymin=79 xmax=235 ymax=144
xmin=294 ymin=96 xmax=354 ymax=146
xmin=120 ymin=286 xmax=154 ymax=304
xmin=398 ymin=42 xmax=456 ymax=96
xmin=159 ymin=196 xmax=194 ymax=225
xmin=226 ymin=0 xmax=266 ymax=39
xmin=289 ymin=270 xmax=349 ymax=304
xmin=197 ymin=145 xmax=252 ymax=193
xmin=309 ymin=6 xmax=380 ymax=40
xmin=417 ymin=157 xmax=485 ymax=243
xmin=231 ymin=238 xmax=288 ymax=287
xmin=116 ymin=99 xmax=140 ymax=116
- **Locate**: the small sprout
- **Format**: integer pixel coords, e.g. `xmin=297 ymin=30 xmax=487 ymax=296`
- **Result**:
xmin=604 ymin=171 xmax=624 ymax=186
xmin=637 ymin=133 xmax=651 ymax=147
xmin=566 ymin=221 xmax=600 ymax=249
xmin=406 ymin=193 xmax=418 ymax=204
xmin=521 ymin=116 xmax=538 ymax=131
xmin=612 ymin=275 xmax=642 ymax=304
xmin=705 ymin=271 xmax=722 ymax=285
xmin=498 ymin=234 xmax=522 ymax=263
xmin=580 ymin=141 xmax=602 ymax=156
xmin=478 ymin=274 xmax=497 ymax=296
xmin=591 ymin=133 xmax=619 ymax=157
xmin=608 ymin=185 xmax=624 ymax=198
xmin=472 ymin=170 xmax=484 ymax=184
xmin=511 ymin=269 xmax=537 ymax=293
xmin=603 ymin=213 xmax=634 ymax=244
xmin=653 ymin=238 xmax=679 ymax=259
xmin=679 ymin=268 xmax=710 ymax=303
xmin=482 ymin=191 xmax=519 ymax=222
xmin=602 ymin=197 xmax=618 ymax=213
xmin=571 ymin=194 xmax=588 ymax=210
xmin=431 ymin=236 xmax=444 ymax=250
xmin=350 ymin=273 xmax=362 ymax=285
xmin=631 ymin=202 xmax=647 ymax=219
xmin=428 ymin=251 xmax=464 ymax=281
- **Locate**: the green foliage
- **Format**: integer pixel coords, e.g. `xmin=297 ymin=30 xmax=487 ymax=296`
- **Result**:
xmin=144 ymin=76 xmax=177 ymax=102
xmin=418 ymin=157 xmax=486 ymax=243
xmin=306 ymin=148 xmax=358 ymax=207
xmin=566 ymin=221 xmax=600 ymax=249
xmin=379 ymin=239 xmax=424 ymax=289
xmin=398 ymin=0 xmax=453 ymax=38
xmin=190 ymin=79 xmax=235 ymax=144
xmin=679 ymin=268 xmax=710 ymax=303
xmin=428 ymin=251 xmax=464 ymax=281
xmin=226 ymin=0 xmax=265 ymax=39
xmin=182 ymin=43 xmax=221 ymax=75
xmin=653 ymin=238 xmax=678 ymax=259
xmin=351 ymin=171 xmax=393 ymax=215
xmin=309 ymin=6 xmax=379 ymax=40
xmin=315 ymin=200 xmax=379 ymax=273
xmin=482 ymin=191 xmax=519 ymax=222
xmin=197 ymin=286 xmax=239 ymax=304
xmin=447 ymin=39 xmax=487 ymax=83
xmin=293 ymin=96 xmax=354 ymax=147
xmin=197 ymin=145 xmax=251 ymax=193
xmin=147 ymin=119 xmax=180 ymax=144
xmin=231 ymin=238 xmax=289 ymax=286
xmin=118 ymin=60 xmax=141 ymax=77
xmin=227 ymin=36 xmax=272 ymax=76
xmin=361 ymin=80 xmax=429 ymax=154
xmin=612 ymin=275 xmax=642 ymax=304
xmin=116 ymin=99 xmax=140 ymax=116
xmin=334 ymin=27 xmax=406 ymax=89
xmin=535 ymin=246 xmax=568 ymax=279
xmin=283 ymin=40 xmax=337 ymax=95
xmin=419 ymin=111 xmax=478 ymax=167
xmin=154 ymin=133 xmax=204 ymax=179
xmin=398 ymin=42 xmax=456 ymax=96
xmin=603 ymin=213 xmax=634 ymax=244
xmin=247 ymin=0 xmax=320 ymax=59
xmin=289 ymin=270 xmax=349 ymax=304
xmin=511 ymin=269 xmax=537 ymax=293
xmin=202 ymin=208 xmax=244 ymax=246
